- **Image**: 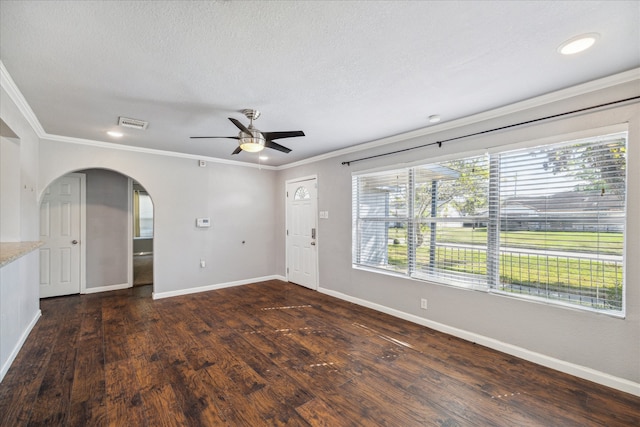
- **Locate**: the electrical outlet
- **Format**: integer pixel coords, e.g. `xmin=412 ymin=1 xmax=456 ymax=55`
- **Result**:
xmin=200 ymin=259 xmax=206 ymax=268
xmin=420 ymin=298 xmax=428 ymax=310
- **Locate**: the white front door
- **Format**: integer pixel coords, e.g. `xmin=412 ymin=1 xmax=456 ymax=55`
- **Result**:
xmin=286 ymin=178 xmax=318 ymax=290
xmin=39 ymin=173 xmax=84 ymax=298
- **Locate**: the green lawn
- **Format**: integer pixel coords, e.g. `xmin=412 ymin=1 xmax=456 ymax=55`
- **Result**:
xmin=388 ymin=227 xmax=623 ymax=255
xmin=386 ymin=240 xmax=623 ymax=310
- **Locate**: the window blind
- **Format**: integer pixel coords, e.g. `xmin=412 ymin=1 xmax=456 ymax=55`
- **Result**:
xmin=352 ymin=130 xmax=627 ymax=313
xmin=353 ymin=169 xmax=410 ymax=274
xmin=411 ymin=157 xmax=490 ymax=288
xmin=495 ymin=134 xmax=626 ymax=310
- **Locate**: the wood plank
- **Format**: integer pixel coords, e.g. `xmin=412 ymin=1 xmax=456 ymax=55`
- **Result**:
xmin=104 ymin=360 xmax=147 ymax=427
xmin=68 ymin=337 xmax=107 ymax=427
xmin=217 ymin=329 xmax=315 ymax=408
xmin=246 ymin=386 xmax=313 ymax=426
xmin=295 ymin=397 xmax=355 ymax=427
xmin=0 ymin=296 xmax=78 ymax=425
xmin=25 ymin=307 xmax=81 ymax=426
xmin=76 ymin=295 xmax=104 ymax=341
xmin=140 ymin=383 xmax=190 ymax=427
xmin=102 ymin=304 xmax=131 ymax=364
xmin=143 ymin=307 xmax=229 ymax=425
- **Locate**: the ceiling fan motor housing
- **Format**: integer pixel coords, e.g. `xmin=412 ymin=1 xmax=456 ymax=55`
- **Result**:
xmin=242 ymin=109 xmax=261 ymax=121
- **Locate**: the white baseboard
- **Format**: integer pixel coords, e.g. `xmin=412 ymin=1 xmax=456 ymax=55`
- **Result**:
xmin=318 ymin=287 xmax=640 ymax=397
xmin=1 ymin=309 xmax=41 ymax=383
xmin=83 ymin=283 xmax=131 ymax=294
xmin=152 ymin=275 xmax=287 ymax=300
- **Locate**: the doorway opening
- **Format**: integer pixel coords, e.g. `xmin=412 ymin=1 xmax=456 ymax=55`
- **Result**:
xmin=133 ymin=181 xmax=153 ymax=286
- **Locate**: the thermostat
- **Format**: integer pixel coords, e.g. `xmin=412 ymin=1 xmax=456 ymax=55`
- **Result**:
xmin=196 ymin=217 xmax=210 ymax=228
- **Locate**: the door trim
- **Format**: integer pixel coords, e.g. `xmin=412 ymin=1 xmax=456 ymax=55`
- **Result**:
xmin=127 ymin=178 xmax=133 ymax=288
xmin=285 ymin=175 xmax=319 ymax=290
xmin=79 ymin=173 xmax=87 ymax=294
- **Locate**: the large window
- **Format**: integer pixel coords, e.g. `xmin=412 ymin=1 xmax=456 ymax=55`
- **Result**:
xmin=353 ymin=131 xmax=627 ymax=313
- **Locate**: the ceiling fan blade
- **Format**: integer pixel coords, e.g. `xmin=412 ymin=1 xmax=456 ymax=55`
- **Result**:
xmin=229 ymin=118 xmax=253 ymax=135
xmin=265 ymin=140 xmax=292 ymax=153
xmin=190 ymin=136 xmax=239 ymax=139
xmin=262 ymin=131 xmax=305 ymax=140
xmin=231 ymin=146 xmax=243 ymax=155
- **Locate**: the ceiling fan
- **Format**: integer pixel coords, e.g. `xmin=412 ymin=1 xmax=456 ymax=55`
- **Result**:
xmin=191 ymin=109 xmax=305 ymax=155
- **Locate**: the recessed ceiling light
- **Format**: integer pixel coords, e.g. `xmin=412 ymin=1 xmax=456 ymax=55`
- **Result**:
xmin=428 ymin=115 xmax=441 ymax=124
xmin=558 ymin=33 xmax=599 ymax=55
xmin=259 ymin=155 xmax=269 ymax=161
xmin=107 ymin=131 xmax=123 ymax=138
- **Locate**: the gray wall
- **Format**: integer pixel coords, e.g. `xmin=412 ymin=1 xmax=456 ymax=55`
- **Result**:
xmin=276 ymin=80 xmax=640 ymax=388
xmin=38 ymin=145 xmax=279 ymax=296
xmin=81 ymin=168 xmax=129 ymax=288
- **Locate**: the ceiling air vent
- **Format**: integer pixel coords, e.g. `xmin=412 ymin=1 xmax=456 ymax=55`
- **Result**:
xmin=118 ymin=116 xmax=149 ymax=130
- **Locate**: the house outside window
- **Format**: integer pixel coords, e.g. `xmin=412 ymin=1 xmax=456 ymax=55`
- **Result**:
xmin=352 ymin=130 xmax=627 ymax=314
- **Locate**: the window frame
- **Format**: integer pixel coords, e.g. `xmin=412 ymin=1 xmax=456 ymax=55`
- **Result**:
xmin=352 ymin=126 xmax=628 ymax=317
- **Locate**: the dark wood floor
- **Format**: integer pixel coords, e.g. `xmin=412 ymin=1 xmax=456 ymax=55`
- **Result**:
xmin=133 ymin=254 xmax=153 ymax=286
xmin=1 ymin=280 xmax=638 ymax=426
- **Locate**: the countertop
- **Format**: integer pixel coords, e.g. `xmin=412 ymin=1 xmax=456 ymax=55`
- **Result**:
xmin=0 ymin=241 xmax=44 ymax=268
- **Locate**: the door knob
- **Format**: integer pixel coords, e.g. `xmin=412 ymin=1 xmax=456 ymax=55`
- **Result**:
xmin=310 ymin=241 xmax=316 ymax=246
xmin=71 ymin=240 xmax=78 ymax=245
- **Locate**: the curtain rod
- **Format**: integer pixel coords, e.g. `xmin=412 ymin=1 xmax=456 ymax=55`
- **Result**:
xmin=341 ymin=96 xmax=640 ymax=166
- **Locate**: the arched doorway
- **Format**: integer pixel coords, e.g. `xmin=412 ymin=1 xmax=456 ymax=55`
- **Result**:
xmin=39 ymin=168 xmax=154 ymax=297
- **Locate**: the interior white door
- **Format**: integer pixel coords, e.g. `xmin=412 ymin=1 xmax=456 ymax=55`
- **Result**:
xmin=39 ymin=174 xmax=83 ymax=298
xmin=286 ymin=178 xmax=318 ymax=289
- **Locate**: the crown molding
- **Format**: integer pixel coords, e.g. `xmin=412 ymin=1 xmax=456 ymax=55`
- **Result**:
xmin=0 ymin=60 xmax=46 ymax=137
xmin=2 ymin=58 xmax=637 ymax=172
xmin=276 ymin=67 xmax=640 ymax=170
xmin=42 ymin=134 xmax=278 ymax=170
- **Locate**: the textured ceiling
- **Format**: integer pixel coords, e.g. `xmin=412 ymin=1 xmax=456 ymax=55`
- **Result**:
xmin=1 ymin=1 xmax=639 ymax=166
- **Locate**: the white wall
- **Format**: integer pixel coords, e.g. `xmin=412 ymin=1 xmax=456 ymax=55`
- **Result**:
xmin=38 ymin=141 xmax=279 ymax=297
xmin=0 ymin=132 xmax=20 ymax=241
xmin=276 ymin=80 xmax=640 ymax=394
xmin=0 ymin=86 xmax=41 ymax=381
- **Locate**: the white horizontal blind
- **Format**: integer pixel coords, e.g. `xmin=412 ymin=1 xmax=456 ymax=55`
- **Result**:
xmin=495 ymin=133 xmax=626 ymax=311
xmin=352 ymin=130 xmax=627 ymax=313
xmin=411 ymin=157 xmax=490 ymax=288
xmin=353 ymin=169 xmax=410 ymax=273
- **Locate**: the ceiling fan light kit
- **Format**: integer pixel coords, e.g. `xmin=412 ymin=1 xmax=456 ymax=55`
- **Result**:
xmin=191 ymin=108 xmax=305 ymax=155
xmin=239 ymin=134 xmax=266 ymax=152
